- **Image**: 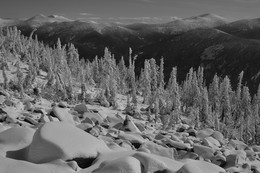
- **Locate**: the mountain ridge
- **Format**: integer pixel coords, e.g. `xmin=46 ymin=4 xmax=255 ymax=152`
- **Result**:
xmin=1 ymin=13 xmax=260 ymax=92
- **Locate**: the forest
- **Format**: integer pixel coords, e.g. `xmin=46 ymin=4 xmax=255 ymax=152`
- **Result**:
xmin=1 ymin=26 xmax=259 ymax=145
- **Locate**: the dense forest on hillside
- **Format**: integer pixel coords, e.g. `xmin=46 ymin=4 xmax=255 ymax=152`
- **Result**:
xmin=1 ymin=27 xmax=260 ymax=145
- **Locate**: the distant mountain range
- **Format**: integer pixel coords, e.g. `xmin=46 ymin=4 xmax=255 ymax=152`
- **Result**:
xmin=1 ymin=14 xmax=260 ymax=93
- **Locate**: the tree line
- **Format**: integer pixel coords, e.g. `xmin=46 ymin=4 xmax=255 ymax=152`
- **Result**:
xmin=0 ymin=27 xmax=260 ymax=144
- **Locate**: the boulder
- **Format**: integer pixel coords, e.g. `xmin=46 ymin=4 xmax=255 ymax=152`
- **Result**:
xmin=121 ymin=115 xmax=141 ymax=133
xmin=211 ymin=131 xmax=224 ymax=144
xmin=94 ymin=156 xmax=142 ymax=173
xmin=0 ymin=127 xmax=35 ymax=160
xmin=0 ymin=95 xmax=6 ymax=105
xmin=51 ymin=106 xmax=75 ymax=125
xmin=193 ymin=144 xmax=215 ymax=160
xmin=225 ymin=153 xmax=246 ymax=169
xmin=76 ymin=123 xmax=93 ymax=131
xmin=197 ymin=128 xmax=214 ymax=139
xmin=58 ymin=102 xmax=68 ymax=108
xmin=202 ymin=137 xmax=220 ymax=149
xmin=27 ymin=122 xmax=110 ymax=163
xmin=0 ymin=156 xmax=77 ymax=173
xmin=228 ymin=139 xmax=247 ymax=150
xmin=178 ymin=159 xmax=225 ymax=173
xmin=139 ymin=141 xmax=176 ymax=159
xmin=118 ymin=131 xmax=146 ymax=147
xmin=161 ymin=137 xmax=189 ymax=150
xmin=82 ymin=112 xmax=103 ymax=125
xmin=133 ymin=152 xmax=168 ymax=173
xmin=74 ymin=103 xmax=89 ymax=114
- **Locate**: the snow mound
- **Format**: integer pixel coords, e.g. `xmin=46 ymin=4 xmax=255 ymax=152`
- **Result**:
xmin=51 ymin=106 xmax=75 ymax=125
xmin=0 ymin=127 xmax=35 ymax=160
xmin=179 ymin=159 xmax=226 ymax=173
xmin=0 ymin=156 xmax=77 ymax=173
xmin=94 ymin=156 xmax=142 ymax=173
xmin=27 ymin=122 xmax=110 ymax=163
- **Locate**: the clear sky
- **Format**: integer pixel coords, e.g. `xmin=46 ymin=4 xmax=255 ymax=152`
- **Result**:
xmin=0 ymin=0 xmax=260 ymax=22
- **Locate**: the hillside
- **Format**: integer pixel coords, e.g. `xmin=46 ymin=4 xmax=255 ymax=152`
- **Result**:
xmin=1 ymin=22 xmax=260 ymax=173
xmin=217 ymin=18 xmax=260 ymax=40
xmin=2 ymin=14 xmax=260 ymax=93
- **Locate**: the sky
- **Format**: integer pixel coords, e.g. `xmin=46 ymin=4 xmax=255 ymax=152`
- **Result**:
xmin=0 ymin=0 xmax=260 ymax=23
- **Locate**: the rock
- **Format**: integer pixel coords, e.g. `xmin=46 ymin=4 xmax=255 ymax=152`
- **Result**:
xmin=178 ymin=159 xmax=225 ymax=173
xmin=133 ymin=152 xmax=168 ymax=173
xmin=177 ymin=124 xmax=190 ymax=132
xmin=170 ymin=134 xmax=182 ymax=142
xmin=3 ymin=99 xmax=16 ymax=106
xmin=202 ymin=137 xmax=220 ymax=149
xmin=24 ymin=101 xmax=34 ymax=111
xmin=225 ymin=153 xmax=246 ymax=169
xmin=0 ymin=95 xmax=6 ymax=105
xmin=197 ymin=128 xmax=214 ymax=139
xmin=76 ymin=123 xmax=93 ymax=131
xmin=121 ymin=115 xmax=141 ymax=133
xmin=119 ymin=140 xmax=134 ymax=150
xmin=27 ymin=122 xmax=110 ymax=163
xmin=193 ymin=144 xmax=215 ymax=160
xmin=245 ymin=149 xmax=257 ymax=161
xmin=58 ymin=102 xmax=68 ymax=108
xmin=228 ymin=139 xmax=247 ymax=150
xmin=118 ymin=131 xmax=146 ymax=147
xmin=82 ymin=112 xmax=103 ymax=125
xmin=0 ymin=90 xmax=9 ymax=97
xmin=81 ymin=117 xmax=94 ymax=125
xmin=161 ymin=137 xmax=189 ymax=150
xmin=251 ymin=164 xmax=260 ymax=173
xmin=133 ymin=121 xmax=146 ymax=132
xmin=51 ymin=106 xmax=75 ymax=125
xmin=155 ymin=133 xmax=166 ymax=140
xmin=106 ymin=128 xmax=119 ymax=138
xmin=187 ymin=127 xmax=197 ymax=137
xmin=100 ymin=99 xmax=110 ymax=107
xmin=0 ymin=156 xmax=78 ymax=173
xmin=1 ymin=107 xmax=21 ymax=124
xmin=74 ymin=103 xmax=89 ymax=114
xmin=211 ymin=154 xmax=226 ymax=167
xmin=94 ymin=156 xmax=142 ymax=173
xmin=178 ymin=151 xmax=199 ymax=160
xmin=252 ymin=145 xmax=260 ymax=152
xmin=139 ymin=141 xmax=176 ymax=159
xmin=24 ymin=115 xmax=38 ymax=125
xmin=0 ymin=127 xmax=35 ymax=160
xmin=106 ymin=142 xmax=128 ymax=152
xmin=89 ymin=127 xmax=100 ymax=137
xmin=226 ymin=164 xmax=251 ymax=173
xmin=39 ymin=114 xmax=50 ymax=123
xmin=211 ymin=131 xmax=224 ymax=144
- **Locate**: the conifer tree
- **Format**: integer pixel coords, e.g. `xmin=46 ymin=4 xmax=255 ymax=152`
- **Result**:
xmin=197 ymin=66 xmax=204 ymax=91
xmin=149 ymin=58 xmax=158 ymax=93
xmin=128 ymin=48 xmax=137 ymax=106
xmin=220 ymin=76 xmax=232 ymax=127
xmin=236 ymin=71 xmax=244 ymax=99
xmin=209 ymin=74 xmax=220 ymax=130
xmin=201 ymin=87 xmax=210 ymax=126
xmin=2 ymin=65 xmax=8 ymax=90
xmin=252 ymin=95 xmax=259 ymax=144
xmin=16 ymin=60 xmax=24 ymax=98
xmin=232 ymin=71 xmax=244 ymax=129
xmin=93 ymin=56 xmax=100 ymax=86
xmin=118 ymin=57 xmax=127 ymax=93
xmin=158 ymin=57 xmax=165 ymax=89
xmin=24 ymin=59 xmax=33 ymax=89
xmin=241 ymin=86 xmax=252 ymax=143
xmin=142 ymin=60 xmax=151 ymax=104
